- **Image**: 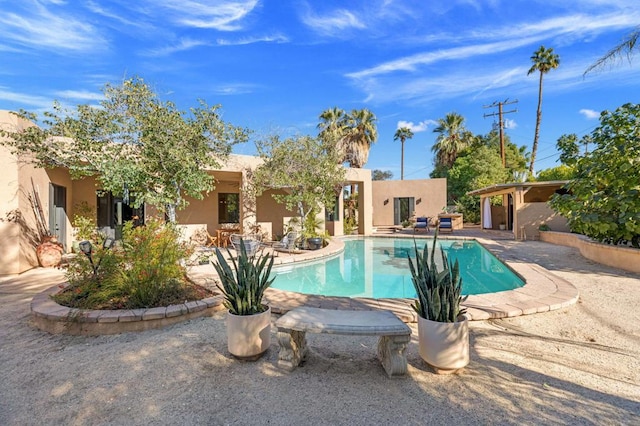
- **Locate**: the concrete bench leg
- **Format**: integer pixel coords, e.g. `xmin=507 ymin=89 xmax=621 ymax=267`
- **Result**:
xmin=377 ymin=334 xmax=410 ymax=377
xmin=277 ymin=328 xmax=308 ymax=371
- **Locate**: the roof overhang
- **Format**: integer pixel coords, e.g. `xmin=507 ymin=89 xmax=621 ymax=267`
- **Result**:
xmin=466 ymin=180 xmax=569 ymax=197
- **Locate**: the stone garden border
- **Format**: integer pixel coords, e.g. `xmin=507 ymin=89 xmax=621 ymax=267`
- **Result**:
xmin=31 ymin=283 xmax=224 ymax=336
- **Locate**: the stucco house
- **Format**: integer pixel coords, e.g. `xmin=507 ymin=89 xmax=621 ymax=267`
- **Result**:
xmin=2 ymin=110 xmax=449 ymax=275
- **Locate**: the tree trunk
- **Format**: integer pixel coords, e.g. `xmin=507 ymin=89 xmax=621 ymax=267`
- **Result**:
xmin=165 ymin=204 xmax=177 ymax=223
xmin=401 ymin=140 xmax=405 ymax=180
xmin=529 ymin=72 xmax=544 ymax=176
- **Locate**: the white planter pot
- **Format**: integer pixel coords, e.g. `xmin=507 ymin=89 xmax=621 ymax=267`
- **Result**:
xmin=226 ymin=306 xmax=272 ymax=360
xmin=417 ymin=315 xmax=469 ymax=374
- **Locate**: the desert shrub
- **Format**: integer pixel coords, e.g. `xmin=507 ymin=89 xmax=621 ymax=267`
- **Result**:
xmin=118 ymin=219 xmax=193 ymax=308
xmin=54 ymin=219 xmax=207 ymax=310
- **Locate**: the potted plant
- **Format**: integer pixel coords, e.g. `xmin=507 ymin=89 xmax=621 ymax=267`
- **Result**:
xmin=499 ymin=221 xmax=506 ymax=230
xmin=213 ymin=239 xmax=275 ymax=360
xmin=408 ymin=229 xmax=469 ymax=374
xmin=302 ymin=208 xmax=325 ymax=250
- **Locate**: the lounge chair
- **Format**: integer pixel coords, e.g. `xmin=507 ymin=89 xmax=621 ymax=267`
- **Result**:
xmin=438 ymin=217 xmax=453 ymax=233
xmin=414 ymin=217 xmax=430 ymax=233
xmin=229 ymin=234 xmax=261 ymax=257
xmin=273 ymin=231 xmax=299 ymax=253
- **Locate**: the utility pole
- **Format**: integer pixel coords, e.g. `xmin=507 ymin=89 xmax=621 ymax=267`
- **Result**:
xmin=483 ymin=99 xmax=518 ymax=167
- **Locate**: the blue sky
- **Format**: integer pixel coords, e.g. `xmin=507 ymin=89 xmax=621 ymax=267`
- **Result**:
xmin=1 ymin=0 xmax=639 ymax=178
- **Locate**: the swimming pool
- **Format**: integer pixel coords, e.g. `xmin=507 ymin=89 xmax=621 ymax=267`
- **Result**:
xmin=271 ymin=237 xmax=524 ymax=298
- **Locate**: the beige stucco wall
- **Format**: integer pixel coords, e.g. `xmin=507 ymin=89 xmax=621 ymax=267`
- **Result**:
xmin=346 ymin=168 xmax=373 ymax=235
xmin=517 ymin=202 xmax=569 ymax=240
xmin=371 ymin=178 xmax=447 ymax=226
xmin=540 ymin=231 xmax=640 ymax=273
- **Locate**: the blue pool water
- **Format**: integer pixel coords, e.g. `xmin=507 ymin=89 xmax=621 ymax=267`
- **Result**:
xmin=270 ymin=237 xmax=524 ymax=298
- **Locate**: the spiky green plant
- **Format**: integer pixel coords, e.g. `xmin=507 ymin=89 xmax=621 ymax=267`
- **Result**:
xmin=408 ymin=229 xmax=467 ymax=323
xmin=213 ymin=239 xmax=275 ymax=315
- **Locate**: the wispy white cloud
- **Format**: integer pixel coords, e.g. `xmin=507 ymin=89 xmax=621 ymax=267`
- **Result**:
xmin=301 ymin=8 xmax=366 ymax=35
xmin=53 ymin=90 xmax=104 ymax=102
xmin=347 ymin=37 xmax=540 ymax=80
xmin=210 ymin=83 xmax=258 ymax=95
xmin=217 ymin=34 xmax=289 ymax=46
xmin=0 ymin=88 xmax=54 ymax=109
xmin=143 ymin=38 xmax=211 ymax=57
xmin=156 ymin=0 xmax=259 ymax=31
xmin=346 ymin=5 xmax=640 ymax=105
xmin=0 ymin=2 xmax=105 ymax=52
xmin=85 ymin=1 xmax=153 ymax=31
xmin=579 ymin=108 xmax=600 ymax=119
xmin=397 ymin=120 xmax=436 ymax=133
xmin=348 ymin=9 xmax=640 ymax=80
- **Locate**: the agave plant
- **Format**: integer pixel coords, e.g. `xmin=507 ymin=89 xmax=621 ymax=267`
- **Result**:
xmin=407 ymin=229 xmax=467 ymax=323
xmin=213 ymin=239 xmax=275 ymax=316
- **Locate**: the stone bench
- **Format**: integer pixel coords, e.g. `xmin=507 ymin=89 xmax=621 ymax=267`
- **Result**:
xmin=275 ymin=307 xmax=412 ymax=378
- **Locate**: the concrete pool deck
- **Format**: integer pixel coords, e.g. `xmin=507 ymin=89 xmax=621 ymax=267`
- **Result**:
xmin=190 ymin=229 xmax=579 ymax=322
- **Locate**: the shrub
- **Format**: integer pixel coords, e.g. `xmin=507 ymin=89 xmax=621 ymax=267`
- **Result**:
xmin=54 ymin=218 xmax=206 ymax=310
xmin=550 ymin=103 xmax=640 ymax=247
xmin=118 ymin=219 xmax=193 ymax=308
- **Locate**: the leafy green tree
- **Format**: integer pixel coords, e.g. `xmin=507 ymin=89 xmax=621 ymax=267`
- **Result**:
xmin=584 ymin=27 xmax=640 ymax=75
xmin=536 ymin=165 xmax=575 ymax=181
xmin=447 ymin=146 xmax=509 ymax=222
xmin=556 ymin=133 xmax=581 ymax=166
xmin=550 ymin=103 xmax=640 ymax=247
xmin=432 ymin=112 xmax=471 ymax=168
xmin=478 ymin=130 xmax=529 ymax=180
xmin=393 ymin=127 xmax=414 ymax=180
xmin=0 ymin=77 xmax=248 ymax=223
xmin=372 ymin=169 xmax=393 ymax=180
xmin=528 ymin=45 xmax=560 ymax=176
xmin=251 ymin=135 xmax=346 ymax=229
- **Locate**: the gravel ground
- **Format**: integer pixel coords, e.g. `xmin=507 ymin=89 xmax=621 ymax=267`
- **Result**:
xmin=0 ymin=240 xmax=639 ymax=426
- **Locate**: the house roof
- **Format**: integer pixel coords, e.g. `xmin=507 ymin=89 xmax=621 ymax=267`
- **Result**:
xmin=467 ymin=180 xmax=569 ymax=196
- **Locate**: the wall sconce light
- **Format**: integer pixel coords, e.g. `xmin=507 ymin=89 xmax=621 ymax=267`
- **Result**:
xmin=383 ymin=199 xmax=389 ymax=205
xmin=416 ymin=198 xmax=422 ymax=204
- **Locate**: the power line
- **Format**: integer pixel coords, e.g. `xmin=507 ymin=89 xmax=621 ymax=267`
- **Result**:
xmin=483 ymin=99 xmax=518 ymax=167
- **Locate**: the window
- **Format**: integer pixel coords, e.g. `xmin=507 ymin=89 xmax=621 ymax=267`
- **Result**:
xmin=219 ymin=193 xmax=239 ymax=223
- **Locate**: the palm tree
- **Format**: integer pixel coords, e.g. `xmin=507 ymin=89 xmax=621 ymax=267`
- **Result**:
xmin=393 ymin=127 xmax=414 ymax=180
xmin=584 ymin=28 xmax=640 ymax=75
xmin=344 ymin=108 xmax=378 ymax=168
xmin=318 ymin=107 xmax=347 ymax=159
xmin=527 ymin=45 xmax=560 ymax=176
xmin=431 ymin=112 xmax=469 ymax=168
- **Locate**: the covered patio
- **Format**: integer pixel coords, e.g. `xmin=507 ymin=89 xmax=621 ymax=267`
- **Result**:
xmin=467 ymin=181 xmax=570 ymax=240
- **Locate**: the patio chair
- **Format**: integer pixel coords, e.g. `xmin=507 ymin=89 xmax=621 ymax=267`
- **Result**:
xmin=229 ymin=234 xmax=261 ymax=257
xmin=273 ymin=231 xmax=299 ymax=253
xmin=414 ymin=217 xmax=430 ymax=233
xmin=438 ymin=217 xmax=453 ymax=233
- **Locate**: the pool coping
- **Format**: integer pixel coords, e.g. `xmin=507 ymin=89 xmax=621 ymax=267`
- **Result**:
xmin=31 ymin=234 xmax=579 ymax=334
xmin=262 ymin=234 xmax=579 ymax=322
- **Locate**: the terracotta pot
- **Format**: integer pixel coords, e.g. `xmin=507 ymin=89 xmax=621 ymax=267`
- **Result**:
xmin=36 ymin=239 xmax=64 ymax=268
xmin=417 ymin=315 xmax=469 ymax=374
xmin=226 ymin=306 xmax=271 ymax=360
